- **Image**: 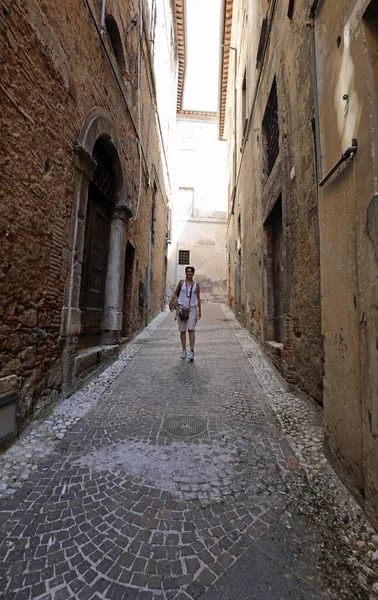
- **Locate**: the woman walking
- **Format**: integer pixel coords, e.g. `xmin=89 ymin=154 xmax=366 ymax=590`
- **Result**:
xmin=169 ymin=266 xmax=201 ymax=361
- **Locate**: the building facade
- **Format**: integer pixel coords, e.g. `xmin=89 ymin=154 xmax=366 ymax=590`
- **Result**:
xmin=0 ymin=0 xmax=177 ymax=442
xmin=167 ymin=112 xmax=227 ymax=302
xmin=220 ymin=0 xmax=323 ymax=403
xmin=220 ymin=0 xmax=378 ymax=525
xmin=313 ymin=0 xmax=378 ymax=525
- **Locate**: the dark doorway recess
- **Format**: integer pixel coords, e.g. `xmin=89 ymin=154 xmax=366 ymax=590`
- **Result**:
xmin=122 ymin=241 xmax=135 ymax=337
xmin=265 ymin=196 xmax=284 ymax=343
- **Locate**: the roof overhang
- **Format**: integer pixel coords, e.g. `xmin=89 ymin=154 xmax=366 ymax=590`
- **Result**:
xmin=218 ymin=0 xmax=234 ymax=140
xmin=177 ymin=110 xmax=217 ymax=122
xmin=172 ymin=0 xmax=186 ymax=112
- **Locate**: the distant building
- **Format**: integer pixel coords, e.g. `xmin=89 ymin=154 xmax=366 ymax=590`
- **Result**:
xmin=167 ymin=112 xmax=227 ymax=302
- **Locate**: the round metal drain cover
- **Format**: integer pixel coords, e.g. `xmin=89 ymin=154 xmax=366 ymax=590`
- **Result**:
xmin=163 ymin=416 xmax=207 ymax=437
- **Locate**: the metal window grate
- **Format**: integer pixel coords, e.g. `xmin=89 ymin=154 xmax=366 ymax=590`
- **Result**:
xmin=92 ymin=140 xmax=116 ymax=203
xmin=178 ymin=250 xmax=190 ymax=265
xmin=263 ymin=79 xmax=279 ymax=175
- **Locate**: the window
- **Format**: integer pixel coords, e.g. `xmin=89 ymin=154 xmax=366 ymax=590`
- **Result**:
xmin=92 ymin=138 xmax=117 ymax=203
xmin=265 ymin=196 xmax=284 ymax=343
xmin=287 ymin=0 xmax=294 ymax=19
xmin=242 ymin=71 xmax=247 ymax=124
xmin=105 ymin=15 xmax=125 ymax=70
xmin=262 ymin=78 xmax=279 ymax=175
xmin=363 ymin=0 xmax=378 ymax=19
xmin=151 ymin=184 xmax=157 ymax=244
xmin=256 ymin=16 xmax=268 ymax=69
xmin=149 ymin=0 xmax=157 ymax=45
xmin=177 ymin=187 xmax=194 ymax=219
xmin=241 ymin=71 xmax=248 ymax=146
xmin=178 ymin=250 xmax=190 ymax=265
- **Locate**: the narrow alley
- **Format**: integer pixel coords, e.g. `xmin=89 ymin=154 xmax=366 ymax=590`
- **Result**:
xmin=1 ymin=0 xmax=378 ymax=598
xmin=0 ymin=305 xmax=376 ymax=600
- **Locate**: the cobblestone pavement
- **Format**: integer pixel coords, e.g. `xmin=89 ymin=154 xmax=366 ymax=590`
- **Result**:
xmin=0 ymin=305 xmax=377 ymax=599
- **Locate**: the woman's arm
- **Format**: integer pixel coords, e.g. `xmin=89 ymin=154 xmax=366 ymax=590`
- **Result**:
xmin=196 ymin=283 xmax=201 ymax=320
xmin=169 ymin=280 xmax=183 ymax=311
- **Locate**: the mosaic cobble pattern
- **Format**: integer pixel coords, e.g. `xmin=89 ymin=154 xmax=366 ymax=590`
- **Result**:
xmin=0 ymin=306 xmax=328 ymax=599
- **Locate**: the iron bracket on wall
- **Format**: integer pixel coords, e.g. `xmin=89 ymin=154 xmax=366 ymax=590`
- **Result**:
xmin=319 ymin=138 xmax=358 ymax=187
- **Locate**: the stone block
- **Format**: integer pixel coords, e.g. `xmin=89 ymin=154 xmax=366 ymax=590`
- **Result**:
xmin=19 ymin=347 xmax=35 ymax=369
xmin=20 ymin=309 xmax=38 ymax=328
xmin=0 ymin=375 xmax=18 ymax=395
xmin=0 ymin=359 xmax=22 ymax=377
xmin=47 ymin=360 xmax=62 ymax=389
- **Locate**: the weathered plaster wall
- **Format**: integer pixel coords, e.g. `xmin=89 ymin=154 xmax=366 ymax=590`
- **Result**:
xmin=316 ymin=0 xmax=378 ymax=520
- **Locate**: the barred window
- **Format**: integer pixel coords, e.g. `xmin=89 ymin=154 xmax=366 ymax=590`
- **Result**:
xmin=262 ymin=78 xmax=279 ymax=175
xmin=178 ymin=250 xmax=190 ymax=265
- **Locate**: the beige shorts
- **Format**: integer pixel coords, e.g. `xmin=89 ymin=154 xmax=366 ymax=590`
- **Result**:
xmin=177 ymin=305 xmax=198 ymax=332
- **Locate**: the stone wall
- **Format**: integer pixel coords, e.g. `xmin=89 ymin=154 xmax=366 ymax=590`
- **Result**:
xmin=223 ymin=0 xmax=323 ymax=403
xmin=0 ymin=0 xmax=175 ymax=434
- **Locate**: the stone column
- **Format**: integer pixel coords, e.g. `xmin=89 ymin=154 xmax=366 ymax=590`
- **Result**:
xmin=101 ymin=205 xmax=131 ymax=345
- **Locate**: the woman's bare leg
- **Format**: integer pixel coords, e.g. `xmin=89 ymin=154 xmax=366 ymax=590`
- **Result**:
xmin=180 ymin=331 xmax=186 ymax=349
xmin=188 ymin=330 xmax=195 ymax=351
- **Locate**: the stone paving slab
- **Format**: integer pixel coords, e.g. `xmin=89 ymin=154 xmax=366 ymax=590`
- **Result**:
xmin=0 ymin=304 xmax=374 ymax=599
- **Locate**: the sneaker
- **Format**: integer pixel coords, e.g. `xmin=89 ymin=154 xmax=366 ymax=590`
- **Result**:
xmin=180 ymin=349 xmax=187 ymax=359
xmin=188 ymin=350 xmax=194 ymax=361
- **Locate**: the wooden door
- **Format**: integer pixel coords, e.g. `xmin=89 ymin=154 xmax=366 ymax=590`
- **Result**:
xmin=80 ymin=183 xmax=111 ymax=346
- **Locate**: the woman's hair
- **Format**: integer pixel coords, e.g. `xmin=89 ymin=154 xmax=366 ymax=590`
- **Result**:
xmin=185 ymin=266 xmax=195 ymax=274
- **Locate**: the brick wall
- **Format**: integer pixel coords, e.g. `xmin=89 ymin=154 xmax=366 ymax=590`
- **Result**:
xmin=0 ymin=0 xmax=175 ymax=432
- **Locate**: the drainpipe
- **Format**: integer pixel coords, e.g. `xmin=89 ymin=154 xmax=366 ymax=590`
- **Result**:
xmin=307 ymin=0 xmax=323 ymax=181
xmin=130 ymin=0 xmax=143 ymax=227
xmin=100 ymin=0 xmax=106 ymax=35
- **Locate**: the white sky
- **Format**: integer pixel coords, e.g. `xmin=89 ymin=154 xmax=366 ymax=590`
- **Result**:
xmin=181 ymin=0 xmax=221 ymax=112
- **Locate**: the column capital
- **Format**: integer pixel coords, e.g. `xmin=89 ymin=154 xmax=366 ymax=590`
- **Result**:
xmin=73 ymin=142 xmax=97 ymax=178
xmin=112 ymin=205 xmax=133 ymax=221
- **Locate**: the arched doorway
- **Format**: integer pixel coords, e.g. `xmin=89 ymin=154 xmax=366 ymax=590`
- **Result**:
xmin=79 ymin=137 xmax=117 ymax=348
xmin=62 ymin=109 xmax=132 ymax=394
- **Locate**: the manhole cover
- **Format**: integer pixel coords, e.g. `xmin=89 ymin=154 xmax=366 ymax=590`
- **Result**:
xmin=162 ymin=416 xmax=207 ymax=437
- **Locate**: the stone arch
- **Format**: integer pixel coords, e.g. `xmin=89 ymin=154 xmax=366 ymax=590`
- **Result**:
xmin=62 ymin=109 xmax=132 ymax=393
xmin=77 ymin=108 xmax=127 ymax=206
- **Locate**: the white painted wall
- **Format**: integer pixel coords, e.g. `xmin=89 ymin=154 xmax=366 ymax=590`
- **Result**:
xmin=167 ymin=117 xmax=228 ymax=302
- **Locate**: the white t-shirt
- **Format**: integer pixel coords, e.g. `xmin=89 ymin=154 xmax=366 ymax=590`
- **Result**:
xmin=178 ymin=281 xmax=198 ymax=307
